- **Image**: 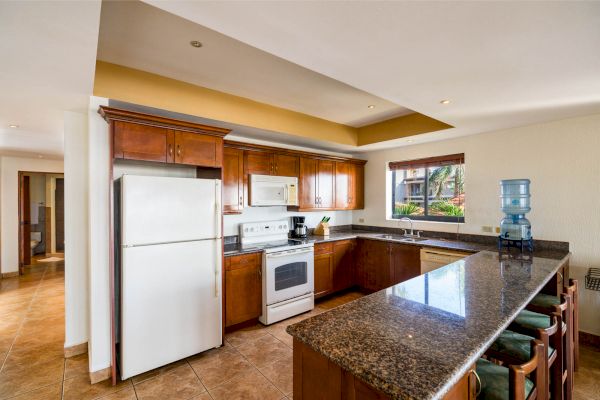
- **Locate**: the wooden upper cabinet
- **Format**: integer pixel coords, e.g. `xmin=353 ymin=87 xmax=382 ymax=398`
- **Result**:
xmin=351 ymin=163 xmax=365 ymax=209
xmin=299 ymin=157 xmax=318 ymax=209
xmin=317 ymin=160 xmax=335 ymax=209
xmin=335 ymin=162 xmax=350 ymax=209
xmin=273 ymin=154 xmax=299 ymax=177
xmin=99 ymin=106 xmax=230 ymax=168
xmin=245 ymin=150 xmax=273 ymax=175
xmin=223 ymin=147 xmax=244 ymax=214
xmin=174 ymin=131 xmax=223 ymax=168
xmin=113 ymin=121 xmax=172 ymax=163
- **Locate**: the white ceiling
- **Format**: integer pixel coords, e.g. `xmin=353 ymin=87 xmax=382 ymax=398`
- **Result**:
xmin=97 ymin=1 xmax=412 ymax=128
xmin=145 ymin=1 xmax=600 ymax=150
xmin=0 ymin=1 xmax=101 ymax=158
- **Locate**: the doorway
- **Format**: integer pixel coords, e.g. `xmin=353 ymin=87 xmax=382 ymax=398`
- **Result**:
xmin=18 ymin=171 xmax=65 ymax=274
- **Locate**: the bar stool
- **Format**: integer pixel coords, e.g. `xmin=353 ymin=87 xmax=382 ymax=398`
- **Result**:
xmin=476 ymin=339 xmax=545 ymax=400
xmin=487 ymin=312 xmax=562 ymax=400
xmin=528 ymin=279 xmax=579 ymax=371
xmin=511 ymin=295 xmax=572 ymax=400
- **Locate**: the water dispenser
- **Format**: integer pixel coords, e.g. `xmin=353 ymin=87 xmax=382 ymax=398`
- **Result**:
xmin=498 ymin=179 xmax=533 ymax=252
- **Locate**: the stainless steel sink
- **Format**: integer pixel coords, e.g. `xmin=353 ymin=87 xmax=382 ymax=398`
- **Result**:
xmin=375 ymin=234 xmax=427 ymax=243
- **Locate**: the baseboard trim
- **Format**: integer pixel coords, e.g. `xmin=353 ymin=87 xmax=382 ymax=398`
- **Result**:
xmin=64 ymin=342 xmax=88 ymax=358
xmin=90 ymin=366 xmax=111 ymax=384
xmin=580 ymin=331 xmax=600 ymax=349
xmin=1 ymin=271 xmax=19 ymax=279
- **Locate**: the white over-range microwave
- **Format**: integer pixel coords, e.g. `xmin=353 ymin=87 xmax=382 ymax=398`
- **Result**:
xmin=249 ymin=174 xmax=298 ymax=206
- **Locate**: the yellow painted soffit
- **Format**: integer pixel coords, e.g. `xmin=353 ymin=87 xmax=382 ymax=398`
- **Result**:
xmin=93 ymin=61 xmax=452 ymax=148
xmin=93 ymin=61 xmax=358 ymax=146
xmin=357 ymin=113 xmax=453 ymax=146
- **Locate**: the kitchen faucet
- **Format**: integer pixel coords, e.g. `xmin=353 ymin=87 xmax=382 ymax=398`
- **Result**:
xmin=399 ymin=217 xmax=421 ymax=238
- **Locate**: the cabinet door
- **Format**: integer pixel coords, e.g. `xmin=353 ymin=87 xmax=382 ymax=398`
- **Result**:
xmin=113 ymin=121 xmax=172 ymax=163
xmin=299 ymin=157 xmax=318 ymax=209
xmin=333 ymin=240 xmax=354 ymax=292
xmin=273 ymin=154 xmax=299 ymax=177
xmin=314 ymin=253 xmax=333 ymax=299
xmin=361 ymin=240 xmax=392 ymax=291
xmin=245 ymin=150 xmax=273 ymax=175
xmin=174 ymin=131 xmax=223 ymax=167
xmin=348 ymin=163 xmax=365 ymax=209
xmin=334 ymin=162 xmax=350 ymax=209
xmin=225 ymin=254 xmax=262 ymax=327
xmin=390 ymin=243 xmax=421 ymax=285
xmin=317 ymin=160 xmax=335 ymax=209
xmin=223 ymin=147 xmax=244 ymax=214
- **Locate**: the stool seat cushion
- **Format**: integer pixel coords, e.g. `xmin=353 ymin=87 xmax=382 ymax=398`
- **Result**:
xmin=531 ymin=293 xmax=561 ymax=308
xmin=490 ymin=330 xmax=554 ymax=362
xmin=514 ymin=310 xmax=551 ymax=330
xmin=476 ymin=358 xmax=534 ymax=400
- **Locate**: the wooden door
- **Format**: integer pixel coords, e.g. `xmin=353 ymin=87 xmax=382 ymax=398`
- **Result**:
xmin=245 ymin=150 xmax=273 ymax=175
xmin=55 ymin=178 xmax=65 ymax=252
xmin=223 ymin=147 xmax=244 ymax=214
xmin=332 ymin=240 xmax=354 ymax=292
xmin=334 ymin=162 xmax=350 ymax=209
xmin=317 ymin=160 xmax=335 ymax=209
xmin=113 ymin=121 xmax=173 ymax=162
xmin=299 ymin=157 xmax=318 ymax=209
xmin=390 ymin=243 xmax=421 ymax=285
xmin=19 ymin=174 xmax=31 ymax=271
xmin=225 ymin=254 xmax=262 ymax=327
xmin=174 ymin=131 xmax=223 ymax=167
xmin=273 ymin=154 xmax=299 ymax=177
xmin=314 ymin=253 xmax=333 ymax=298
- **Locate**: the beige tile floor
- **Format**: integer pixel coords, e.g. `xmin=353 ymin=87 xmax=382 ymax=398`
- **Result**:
xmin=0 ymin=260 xmax=597 ymax=400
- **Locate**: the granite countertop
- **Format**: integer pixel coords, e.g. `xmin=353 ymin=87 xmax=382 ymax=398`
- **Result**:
xmin=286 ymin=250 xmax=570 ymax=399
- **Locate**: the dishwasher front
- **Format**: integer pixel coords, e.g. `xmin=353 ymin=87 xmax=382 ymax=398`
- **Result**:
xmin=420 ymin=248 xmax=473 ymax=274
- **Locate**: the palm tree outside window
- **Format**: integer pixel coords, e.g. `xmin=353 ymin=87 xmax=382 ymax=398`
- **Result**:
xmin=390 ymin=154 xmax=465 ymax=222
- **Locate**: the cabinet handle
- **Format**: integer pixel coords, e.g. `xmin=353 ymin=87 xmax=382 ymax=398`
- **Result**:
xmin=168 ymin=144 xmax=173 ymax=156
xmin=258 ymin=266 xmax=262 ymax=279
xmin=239 ymin=196 xmax=243 ymax=206
xmin=177 ymin=145 xmax=181 ymax=157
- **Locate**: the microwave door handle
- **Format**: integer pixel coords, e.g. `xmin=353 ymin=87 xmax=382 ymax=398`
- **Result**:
xmin=285 ymin=185 xmax=289 ymax=203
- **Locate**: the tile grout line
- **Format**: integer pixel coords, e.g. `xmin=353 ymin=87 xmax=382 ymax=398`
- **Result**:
xmin=186 ymin=359 xmax=214 ymax=400
xmin=0 ymin=264 xmax=48 ymax=374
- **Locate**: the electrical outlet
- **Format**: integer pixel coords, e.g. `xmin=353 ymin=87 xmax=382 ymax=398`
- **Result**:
xmin=495 ymin=226 xmax=501 ymax=234
xmin=358 ymin=218 xmax=365 ymax=223
xmin=482 ymin=226 xmax=493 ymax=233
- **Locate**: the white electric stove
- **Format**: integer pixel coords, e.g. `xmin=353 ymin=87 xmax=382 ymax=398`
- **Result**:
xmin=240 ymin=220 xmax=314 ymax=325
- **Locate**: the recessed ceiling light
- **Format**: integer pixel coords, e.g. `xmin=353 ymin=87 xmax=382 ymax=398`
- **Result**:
xmin=367 ymin=105 xmax=375 ymax=109
xmin=9 ymin=124 xmax=19 ymax=128
xmin=189 ymin=40 xmax=203 ymax=48
xmin=440 ymin=99 xmax=451 ymax=105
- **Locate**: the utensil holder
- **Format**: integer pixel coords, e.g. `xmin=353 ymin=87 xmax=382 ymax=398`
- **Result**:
xmin=314 ymin=222 xmax=330 ymax=236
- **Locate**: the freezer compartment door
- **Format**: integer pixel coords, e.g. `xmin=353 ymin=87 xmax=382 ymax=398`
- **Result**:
xmin=121 ymin=175 xmax=221 ymax=245
xmin=120 ymin=239 xmax=222 ymax=380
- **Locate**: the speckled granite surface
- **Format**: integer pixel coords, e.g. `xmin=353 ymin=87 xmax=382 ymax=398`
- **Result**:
xmin=287 ymin=250 xmax=570 ymax=400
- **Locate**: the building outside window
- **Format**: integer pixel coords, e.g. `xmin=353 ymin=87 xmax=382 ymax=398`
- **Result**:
xmin=390 ymin=153 xmax=465 ymax=222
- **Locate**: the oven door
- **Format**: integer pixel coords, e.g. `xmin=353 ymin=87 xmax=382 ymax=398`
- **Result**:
xmin=264 ymin=247 xmax=314 ymax=305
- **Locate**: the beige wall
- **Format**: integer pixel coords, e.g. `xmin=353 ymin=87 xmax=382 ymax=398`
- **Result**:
xmin=353 ymin=113 xmax=600 ymax=335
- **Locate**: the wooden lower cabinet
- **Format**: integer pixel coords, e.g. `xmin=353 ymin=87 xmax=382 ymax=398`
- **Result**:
xmin=314 ymin=242 xmax=334 ymax=299
xmin=293 ymin=338 xmax=476 ymax=400
xmin=356 ymin=239 xmax=421 ymax=291
xmin=225 ymin=253 xmax=262 ymax=327
xmin=332 ymin=240 xmax=355 ymax=292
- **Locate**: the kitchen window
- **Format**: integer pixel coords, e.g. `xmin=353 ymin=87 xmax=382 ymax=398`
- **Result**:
xmin=389 ymin=153 xmax=465 ymax=222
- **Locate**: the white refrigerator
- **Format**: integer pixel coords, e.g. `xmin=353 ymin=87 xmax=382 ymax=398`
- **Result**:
xmin=119 ymin=175 xmax=222 ymax=380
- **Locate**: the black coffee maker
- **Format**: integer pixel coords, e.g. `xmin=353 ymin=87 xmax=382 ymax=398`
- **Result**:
xmin=291 ymin=216 xmax=307 ymax=238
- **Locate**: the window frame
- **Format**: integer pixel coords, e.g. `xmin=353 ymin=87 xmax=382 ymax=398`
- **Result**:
xmin=389 ymin=154 xmax=465 ymax=223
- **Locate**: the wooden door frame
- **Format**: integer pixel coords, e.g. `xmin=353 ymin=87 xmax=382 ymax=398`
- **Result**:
xmin=17 ymin=170 xmax=64 ymax=274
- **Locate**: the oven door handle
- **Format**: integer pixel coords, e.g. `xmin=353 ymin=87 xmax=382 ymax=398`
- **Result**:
xmin=266 ymin=248 xmax=313 ymax=258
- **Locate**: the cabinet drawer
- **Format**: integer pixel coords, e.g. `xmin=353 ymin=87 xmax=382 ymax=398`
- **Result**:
xmin=226 ymin=252 xmax=261 ymax=270
xmin=314 ymin=242 xmax=333 ymax=255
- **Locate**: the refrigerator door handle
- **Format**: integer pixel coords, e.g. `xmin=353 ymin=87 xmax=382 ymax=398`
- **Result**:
xmin=215 ymin=180 xmax=222 ymax=238
xmin=215 ymin=239 xmax=221 ymax=298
